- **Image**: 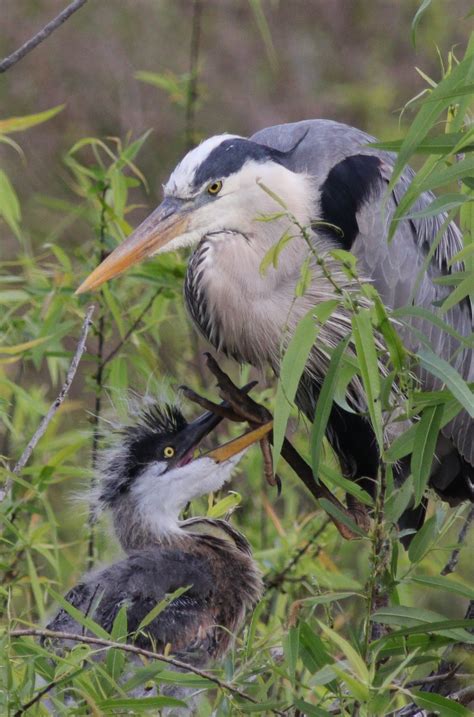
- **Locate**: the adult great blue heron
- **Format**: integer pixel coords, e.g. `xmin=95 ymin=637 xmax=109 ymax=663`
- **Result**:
xmin=77 ymin=119 xmax=473 ymax=524
xmin=47 ymin=397 xmax=267 ymax=666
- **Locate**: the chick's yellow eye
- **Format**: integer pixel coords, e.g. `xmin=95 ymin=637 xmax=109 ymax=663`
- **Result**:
xmin=163 ymin=446 xmax=175 ymax=458
xmin=207 ymin=180 xmax=222 ymax=195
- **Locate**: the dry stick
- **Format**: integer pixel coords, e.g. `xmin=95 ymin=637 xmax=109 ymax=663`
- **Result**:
xmin=9 ymin=628 xmax=287 ymax=716
xmin=363 ymin=461 xmax=389 ymax=654
xmin=0 ymin=305 xmax=95 ymax=503
xmin=265 ymin=517 xmax=331 ymax=592
xmin=100 ymin=289 xmax=162 ymax=369
xmin=87 ymin=192 xmax=108 ymax=570
xmin=14 ymin=667 xmax=83 ymax=717
xmin=184 ymin=0 xmax=203 ymax=151
xmin=441 ymin=504 xmax=474 ymax=576
xmin=0 ymin=0 xmax=88 ymax=73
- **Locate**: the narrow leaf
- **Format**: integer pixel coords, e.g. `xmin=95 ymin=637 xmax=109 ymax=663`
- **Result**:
xmin=410 ymin=575 xmax=474 ymax=600
xmin=411 ymin=403 xmax=444 ymax=506
xmin=318 ymin=621 xmax=369 ymax=682
xmin=310 ymin=337 xmax=350 ymax=481
xmin=0 ymin=105 xmax=64 ymax=135
xmin=47 ymin=587 xmax=111 ymax=640
xmin=137 ymin=585 xmax=190 ymax=631
xmin=408 ymin=514 xmax=437 ymax=563
xmin=352 ymin=309 xmax=384 ymax=451
xmin=418 ymin=348 xmax=474 ymax=418
xmin=411 ymin=691 xmax=472 ymax=717
xmin=272 ymin=300 xmax=338 ymax=467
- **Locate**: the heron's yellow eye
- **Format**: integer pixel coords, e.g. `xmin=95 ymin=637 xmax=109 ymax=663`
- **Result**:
xmin=163 ymin=446 xmax=175 ymax=458
xmin=207 ymin=180 xmax=222 ymax=195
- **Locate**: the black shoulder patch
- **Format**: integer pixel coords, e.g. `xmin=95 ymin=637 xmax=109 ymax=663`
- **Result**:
xmin=319 ymin=154 xmax=383 ymax=249
xmin=193 ymin=138 xmax=285 ymax=188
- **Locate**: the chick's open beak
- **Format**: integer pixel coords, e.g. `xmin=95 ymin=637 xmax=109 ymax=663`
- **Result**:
xmin=205 ymin=422 xmax=273 ymax=463
xmin=75 ymin=198 xmax=190 ymax=294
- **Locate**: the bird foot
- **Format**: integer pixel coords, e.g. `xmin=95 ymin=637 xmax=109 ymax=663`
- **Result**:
xmin=182 ymin=354 xmax=366 ymax=540
xmin=181 ymin=355 xmax=277 ymax=488
xmin=346 ymin=494 xmax=371 ymax=532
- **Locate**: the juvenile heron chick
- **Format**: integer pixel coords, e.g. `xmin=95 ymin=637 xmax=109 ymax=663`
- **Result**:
xmin=47 ymin=400 xmax=269 ymax=666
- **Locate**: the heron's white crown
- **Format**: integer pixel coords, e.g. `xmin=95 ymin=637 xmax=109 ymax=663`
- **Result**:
xmin=165 ymin=134 xmax=242 ymax=196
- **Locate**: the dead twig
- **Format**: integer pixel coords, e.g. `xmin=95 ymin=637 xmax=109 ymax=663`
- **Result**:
xmin=0 ymin=305 xmax=95 ymax=502
xmin=9 ymin=628 xmax=287 ymax=716
xmin=265 ymin=517 xmax=331 ymax=592
xmin=0 ymin=0 xmax=88 ymax=73
xmin=441 ymin=504 xmax=474 ymax=576
xmin=405 ymin=667 xmax=463 ymax=688
xmin=184 ymin=0 xmax=203 ymax=150
xmin=87 ymin=190 xmax=108 ymax=570
xmin=14 ymin=667 xmax=83 ymax=717
xmin=100 ymin=289 xmax=162 ymax=369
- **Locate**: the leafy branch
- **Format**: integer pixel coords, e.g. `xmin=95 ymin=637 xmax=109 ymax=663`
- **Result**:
xmin=9 ymin=628 xmax=288 ymax=716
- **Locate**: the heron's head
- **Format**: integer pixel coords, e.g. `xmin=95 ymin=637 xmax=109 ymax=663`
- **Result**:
xmin=76 ymin=133 xmax=314 ymax=293
xmin=99 ymin=398 xmax=271 ymax=544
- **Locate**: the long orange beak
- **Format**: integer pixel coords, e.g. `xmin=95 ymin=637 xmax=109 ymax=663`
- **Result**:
xmin=75 ymin=198 xmax=190 ymax=295
xmin=205 ymin=422 xmax=273 ymax=463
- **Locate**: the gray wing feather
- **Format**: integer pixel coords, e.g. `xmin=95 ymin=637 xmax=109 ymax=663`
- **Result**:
xmin=46 ymin=549 xmax=215 ymax=659
xmin=251 ymin=119 xmax=473 ymax=465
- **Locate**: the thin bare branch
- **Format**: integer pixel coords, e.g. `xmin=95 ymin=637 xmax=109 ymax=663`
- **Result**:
xmin=14 ymin=667 xmax=83 ymax=717
xmin=87 ymin=190 xmax=108 ymax=569
xmin=441 ymin=504 xmax=474 ymax=575
xmin=264 ymin=517 xmax=331 ymax=592
xmin=100 ymin=289 xmax=162 ymax=369
xmin=0 ymin=0 xmax=88 ymax=73
xmin=9 ymin=628 xmax=287 ymax=715
xmin=184 ymin=0 xmax=203 ymax=150
xmin=0 ymin=305 xmax=95 ymax=502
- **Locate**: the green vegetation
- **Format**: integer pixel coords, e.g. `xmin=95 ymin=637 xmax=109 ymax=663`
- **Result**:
xmin=1 ymin=2 xmax=473 ymax=715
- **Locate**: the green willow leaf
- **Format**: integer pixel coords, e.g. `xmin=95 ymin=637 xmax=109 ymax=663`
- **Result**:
xmin=389 ymin=53 xmax=474 ymax=188
xmin=408 ymin=514 xmax=437 ymax=563
xmin=97 ymin=697 xmax=186 ymax=710
xmin=310 ymin=337 xmax=350 ymax=481
xmin=47 ymin=587 xmax=110 ymax=640
xmin=272 ymin=300 xmax=338 ymax=467
xmin=440 ymin=272 xmax=474 ymax=313
xmin=405 ymin=193 xmax=472 ymax=219
xmin=410 ymin=575 xmax=474 ymax=600
xmin=411 ymin=691 xmax=472 ymax=717
xmin=352 ymin=309 xmax=384 ymax=451
xmin=411 ymin=403 xmax=444 ymax=506
xmin=137 ymin=585 xmax=190 ymax=631
xmin=418 ymin=348 xmax=474 ymax=418
xmin=370 ymin=132 xmax=474 ymax=154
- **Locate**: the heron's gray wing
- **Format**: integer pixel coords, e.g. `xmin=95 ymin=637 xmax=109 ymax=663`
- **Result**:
xmin=351 ymin=159 xmax=473 ymax=466
xmin=251 ymin=120 xmax=473 ymax=466
xmin=45 ymin=582 xmax=96 ymax=637
xmin=47 ymin=549 xmax=217 ymax=660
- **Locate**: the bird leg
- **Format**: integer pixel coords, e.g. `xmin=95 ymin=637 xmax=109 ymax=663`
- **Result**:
xmin=194 ymin=354 xmax=363 ymax=540
xmin=180 ymin=374 xmax=281 ymax=486
xmin=346 ymin=494 xmax=371 ymax=533
xmin=180 ymin=385 xmax=244 ymax=422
